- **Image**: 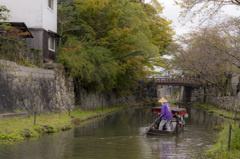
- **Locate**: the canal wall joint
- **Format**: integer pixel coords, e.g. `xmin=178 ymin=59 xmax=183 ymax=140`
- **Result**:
xmin=0 ymin=60 xmax=75 ymax=114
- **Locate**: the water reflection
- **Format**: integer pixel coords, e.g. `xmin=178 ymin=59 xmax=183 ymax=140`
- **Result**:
xmin=0 ymin=106 xmax=223 ymax=159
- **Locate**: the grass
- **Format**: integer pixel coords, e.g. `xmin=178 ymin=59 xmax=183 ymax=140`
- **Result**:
xmin=193 ymin=102 xmax=240 ymax=159
xmin=204 ymin=123 xmax=240 ymax=159
xmin=193 ymin=102 xmax=238 ymax=120
xmin=0 ymin=105 xmax=129 ymax=144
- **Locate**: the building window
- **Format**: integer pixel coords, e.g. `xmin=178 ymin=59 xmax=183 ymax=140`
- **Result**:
xmin=48 ymin=0 xmax=54 ymax=10
xmin=48 ymin=34 xmax=55 ymax=51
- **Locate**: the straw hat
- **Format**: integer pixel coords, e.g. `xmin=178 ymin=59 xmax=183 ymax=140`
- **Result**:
xmin=158 ymin=97 xmax=168 ymax=103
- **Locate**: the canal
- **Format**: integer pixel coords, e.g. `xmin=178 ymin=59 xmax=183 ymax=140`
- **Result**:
xmin=0 ymin=105 xmax=223 ymax=159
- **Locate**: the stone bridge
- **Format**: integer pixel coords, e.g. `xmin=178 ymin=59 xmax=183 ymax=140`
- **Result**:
xmin=145 ymin=77 xmax=201 ymax=102
xmin=148 ymin=77 xmax=201 ymax=87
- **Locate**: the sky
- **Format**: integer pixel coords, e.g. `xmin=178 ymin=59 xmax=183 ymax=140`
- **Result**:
xmin=146 ymin=0 xmax=240 ymax=37
xmin=145 ymin=0 xmax=240 ymax=71
xmin=158 ymin=0 xmax=187 ymax=36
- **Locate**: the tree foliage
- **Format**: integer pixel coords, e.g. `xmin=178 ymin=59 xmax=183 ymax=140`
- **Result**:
xmin=175 ymin=0 xmax=240 ymax=23
xmin=58 ymin=37 xmax=119 ymax=92
xmin=171 ymin=18 xmax=240 ymax=96
xmin=0 ymin=5 xmax=10 ymax=30
xmin=57 ymin=0 xmax=174 ymax=94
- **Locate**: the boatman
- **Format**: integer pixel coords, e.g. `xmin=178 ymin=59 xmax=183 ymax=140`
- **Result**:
xmin=158 ymin=97 xmax=173 ymax=131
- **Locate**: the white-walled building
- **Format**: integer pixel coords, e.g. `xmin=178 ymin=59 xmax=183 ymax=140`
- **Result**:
xmin=1 ymin=0 xmax=59 ymax=63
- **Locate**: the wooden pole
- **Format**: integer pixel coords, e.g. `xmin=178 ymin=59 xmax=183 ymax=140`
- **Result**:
xmin=141 ymin=117 xmax=161 ymax=136
xmin=102 ymin=101 xmax=104 ymax=111
xmin=59 ymin=104 xmax=62 ymax=118
xmin=68 ymin=105 xmax=71 ymax=116
xmin=34 ymin=112 xmax=37 ymax=126
xmin=235 ymin=112 xmax=237 ymax=124
xmin=228 ymin=125 xmax=232 ymax=150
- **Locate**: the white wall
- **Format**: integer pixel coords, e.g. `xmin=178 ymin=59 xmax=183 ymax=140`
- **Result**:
xmin=1 ymin=0 xmax=57 ymax=32
xmin=42 ymin=0 xmax=57 ymax=32
xmin=1 ymin=0 xmax=43 ymax=28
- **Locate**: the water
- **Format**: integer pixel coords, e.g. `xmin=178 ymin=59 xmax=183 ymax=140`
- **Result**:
xmin=0 ymin=105 xmax=223 ymax=159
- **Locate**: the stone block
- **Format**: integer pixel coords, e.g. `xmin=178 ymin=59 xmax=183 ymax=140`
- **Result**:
xmin=0 ymin=60 xmax=75 ymax=114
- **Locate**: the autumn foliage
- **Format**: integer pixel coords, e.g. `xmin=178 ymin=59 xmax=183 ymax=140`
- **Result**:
xmin=5 ymin=27 xmax=30 ymax=40
xmin=171 ymin=17 xmax=240 ymax=96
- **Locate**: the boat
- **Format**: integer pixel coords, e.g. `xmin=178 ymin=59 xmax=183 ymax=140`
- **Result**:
xmin=146 ymin=107 xmax=188 ymax=136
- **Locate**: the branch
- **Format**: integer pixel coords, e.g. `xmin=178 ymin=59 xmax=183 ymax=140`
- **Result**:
xmin=232 ymin=0 xmax=240 ymax=5
xmin=113 ymin=51 xmax=143 ymax=60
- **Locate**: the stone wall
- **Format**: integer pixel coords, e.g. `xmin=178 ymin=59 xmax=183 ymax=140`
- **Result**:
xmin=0 ymin=60 xmax=74 ymax=114
xmin=206 ymin=96 xmax=240 ymax=112
xmin=76 ymin=91 xmax=136 ymax=110
xmin=190 ymin=86 xmax=240 ymax=112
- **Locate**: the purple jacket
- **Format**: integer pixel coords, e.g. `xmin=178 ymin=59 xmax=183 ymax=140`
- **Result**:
xmin=161 ymin=103 xmax=173 ymax=120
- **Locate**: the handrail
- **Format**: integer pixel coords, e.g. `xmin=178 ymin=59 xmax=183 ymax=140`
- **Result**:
xmin=146 ymin=77 xmax=201 ymax=86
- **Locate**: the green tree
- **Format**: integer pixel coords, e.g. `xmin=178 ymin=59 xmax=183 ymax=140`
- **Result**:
xmin=57 ymin=0 xmax=78 ymax=47
xmin=0 ymin=5 xmax=10 ymax=30
xmin=58 ymin=37 xmax=119 ymax=92
xmin=58 ymin=0 xmax=174 ymax=94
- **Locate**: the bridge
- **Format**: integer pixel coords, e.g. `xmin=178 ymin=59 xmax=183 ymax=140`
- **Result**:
xmin=147 ymin=77 xmax=201 ymax=87
xmin=141 ymin=77 xmax=201 ymax=103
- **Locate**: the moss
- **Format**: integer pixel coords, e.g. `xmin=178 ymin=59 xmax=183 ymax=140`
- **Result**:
xmin=0 ymin=133 xmax=24 ymax=144
xmin=173 ymin=91 xmax=179 ymax=97
xmin=214 ymin=125 xmax=224 ymax=131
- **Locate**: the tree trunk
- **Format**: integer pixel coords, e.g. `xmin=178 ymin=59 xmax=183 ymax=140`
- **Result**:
xmin=228 ymin=76 xmax=233 ymax=96
xmin=203 ymin=87 xmax=207 ymax=103
xmin=58 ymin=24 xmax=63 ymax=48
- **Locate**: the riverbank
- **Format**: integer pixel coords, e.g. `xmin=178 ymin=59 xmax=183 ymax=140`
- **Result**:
xmin=0 ymin=105 xmax=137 ymax=144
xmin=193 ymin=102 xmax=240 ymax=158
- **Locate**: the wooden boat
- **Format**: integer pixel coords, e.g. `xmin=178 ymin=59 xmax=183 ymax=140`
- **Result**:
xmin=146 ymin=107 xmax=188 ymax=136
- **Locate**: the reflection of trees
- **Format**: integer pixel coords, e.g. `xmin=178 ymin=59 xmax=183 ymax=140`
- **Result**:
xmin=72 ymin=108 xmax=156 ymax=138
xmin=186 ymin=106 xmax=223 ymax=130
xmin=1 ymin=131 xmax=75 ymax=159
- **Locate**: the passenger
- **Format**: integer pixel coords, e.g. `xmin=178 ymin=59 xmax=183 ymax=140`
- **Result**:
xmin=158 ymin=97 xmax=173 ymax=131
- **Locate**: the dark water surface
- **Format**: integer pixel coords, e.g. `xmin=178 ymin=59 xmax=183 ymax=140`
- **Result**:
xmin=0 ymin=105 xmax=223 ymax=159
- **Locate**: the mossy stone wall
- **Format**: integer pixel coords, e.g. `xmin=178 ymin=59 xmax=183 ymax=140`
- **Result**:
xmin=0 ymin=60 xmax=74 ymax=114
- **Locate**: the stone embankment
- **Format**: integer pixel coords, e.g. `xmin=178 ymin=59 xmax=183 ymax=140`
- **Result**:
xmin=76 ymin=91 xmax=136 ymax=110
xmin=0 ymin=60 xmax=75 ymax=114
xmin=0 ymin=60 xmax=138 ymax=115
xmin=206 ymin=96 xmax=240 ymax=112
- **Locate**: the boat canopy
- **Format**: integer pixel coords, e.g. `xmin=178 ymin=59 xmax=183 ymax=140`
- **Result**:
xmin=151 ymin=107 xmax=187 ymax=116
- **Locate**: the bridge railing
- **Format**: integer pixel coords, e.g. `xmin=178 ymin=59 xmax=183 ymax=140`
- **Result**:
xmin=146 ymin=77 xmax=201 ymax=86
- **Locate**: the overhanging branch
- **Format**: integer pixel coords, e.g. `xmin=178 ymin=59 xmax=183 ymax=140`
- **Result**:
xmin=232 ymin=0 xmax=240 ymax=5
xmin=113 ymin=51 xmax=143 ymax=60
